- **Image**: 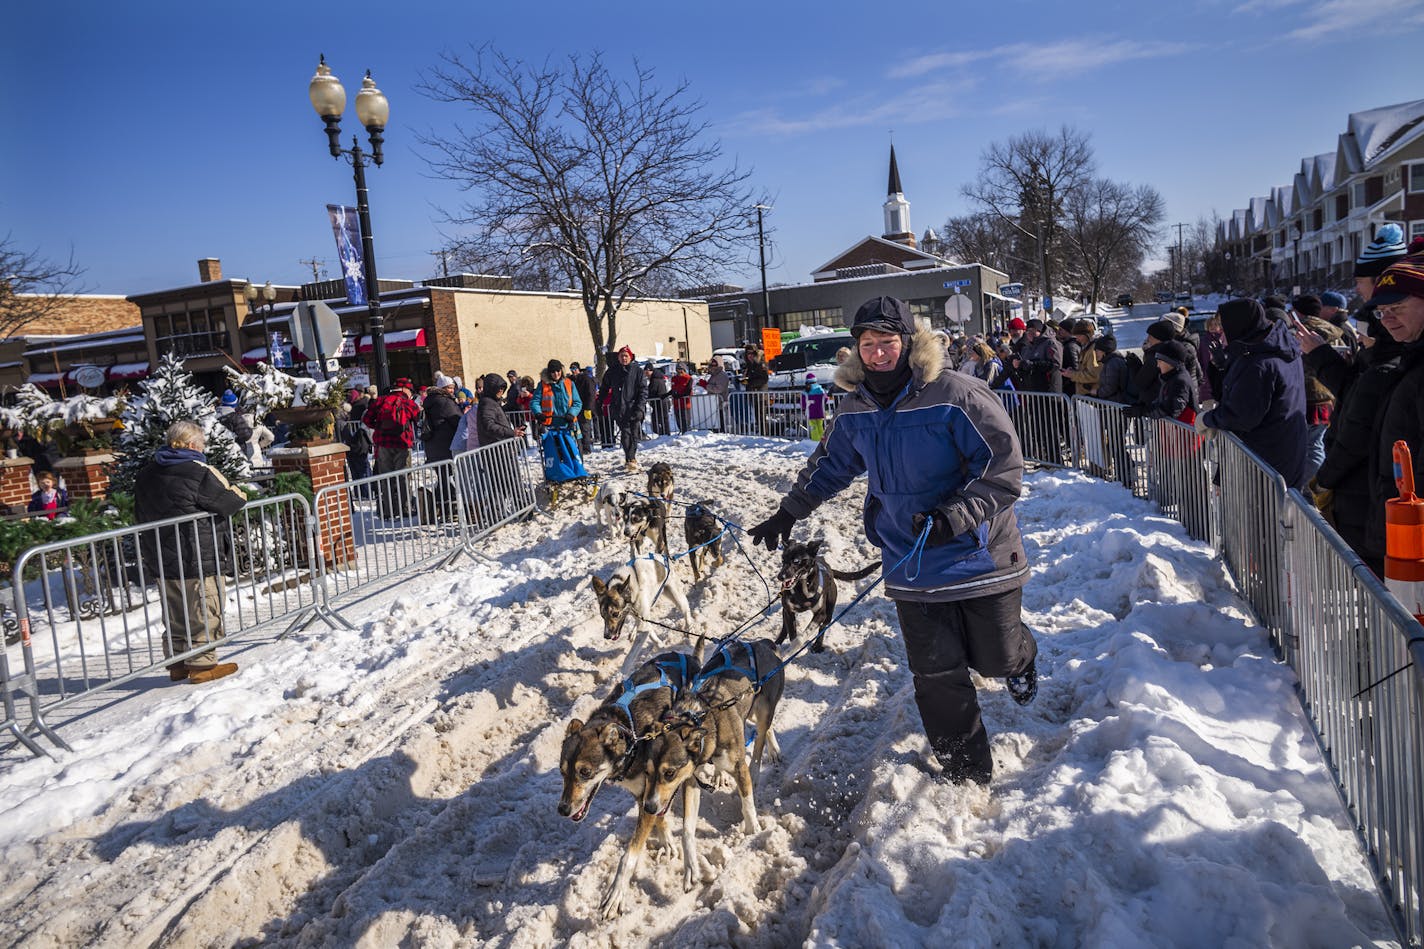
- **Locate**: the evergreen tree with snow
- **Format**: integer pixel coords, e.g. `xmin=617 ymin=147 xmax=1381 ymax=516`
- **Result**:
xmin=109 ymin=352 xmax=251 ymax=497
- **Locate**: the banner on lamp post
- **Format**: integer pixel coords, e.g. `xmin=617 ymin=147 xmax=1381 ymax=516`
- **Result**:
xmin=326 ymin=204 xmax=367 ymax=306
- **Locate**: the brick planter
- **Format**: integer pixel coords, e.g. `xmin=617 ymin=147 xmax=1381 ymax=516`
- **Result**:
xmin=270 ymin=443 xmax=355 ymax=568
xmin=0 ymin=456 xmax=34 ymax=513
xmin=54 ymin=452 xmax=116 ymax=501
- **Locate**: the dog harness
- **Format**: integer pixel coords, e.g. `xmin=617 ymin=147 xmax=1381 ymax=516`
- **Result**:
xmin=691 ymin=639 xmax=760 ymax=691
xmin=611 ymin=652 xmax=696 ymax=729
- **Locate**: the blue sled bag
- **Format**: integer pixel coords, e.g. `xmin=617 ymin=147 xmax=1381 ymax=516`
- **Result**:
xmin=541 ymin=426 xmax=589 ymax=482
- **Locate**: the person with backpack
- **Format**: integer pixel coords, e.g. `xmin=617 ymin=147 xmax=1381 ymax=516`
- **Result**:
xmin=367 ymin=378 xmax=421 ymax=516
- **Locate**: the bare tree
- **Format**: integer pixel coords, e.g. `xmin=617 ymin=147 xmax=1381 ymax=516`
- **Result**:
xmin=938 ymin=213 xmax=1019 ymax=273
xmin=420 ymin=49 xmax=761 ymax=372
xmin=962 ymin=126 xmax=1095 ymax=306
xmin=0 ymin=236 xmax=86 ymax=339
xmin=1062 ymin=179 xmax=1164 ymax=311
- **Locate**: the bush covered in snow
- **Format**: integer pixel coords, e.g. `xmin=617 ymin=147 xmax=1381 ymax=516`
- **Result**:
xmin=109 ymin=352 xmax=251 ymax=497
xmin=224 ymin=362 xmax=349 ymax=417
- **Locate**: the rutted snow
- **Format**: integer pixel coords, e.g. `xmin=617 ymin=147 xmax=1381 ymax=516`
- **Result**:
xmin=0 ymin=436 xmax=1396 ymax=946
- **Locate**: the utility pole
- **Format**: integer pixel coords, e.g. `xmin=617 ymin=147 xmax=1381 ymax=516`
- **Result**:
xmin=299 ymin=257 xmax=325 ymax=283
xmin=1171 ymin=222 xmax=1188 ymax=292
xmin=755 ymin=204 xmax=772 ymax=340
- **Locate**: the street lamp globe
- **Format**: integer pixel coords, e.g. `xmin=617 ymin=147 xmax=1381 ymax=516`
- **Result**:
xmin=262 ymin=281 xmax=276 ymax=303
xmin=244 ymin=283 xmax=258 ymax=305
xmin=354 ymin=72 xmax=389 ymax=130
xmin=308 ymin=55 xmax=346 ymax=119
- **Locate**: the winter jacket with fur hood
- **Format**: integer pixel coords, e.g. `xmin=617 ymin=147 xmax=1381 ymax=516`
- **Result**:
xmin=780 ymin=330 xmax=1029 ymax=603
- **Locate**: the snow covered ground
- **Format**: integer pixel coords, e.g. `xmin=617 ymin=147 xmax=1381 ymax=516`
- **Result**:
xmin=0 ymin=434 xmax=1397 ymax=947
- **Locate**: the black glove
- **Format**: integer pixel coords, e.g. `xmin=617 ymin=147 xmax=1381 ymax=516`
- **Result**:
xmin=911 ymin=509 xmax=956 ymax=547
xmin=747 ymin=508 xmax=796 ymax=550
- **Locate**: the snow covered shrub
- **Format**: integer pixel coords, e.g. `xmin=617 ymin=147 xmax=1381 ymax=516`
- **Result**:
xmin=109 ymin=352 xmax=251 ymax=497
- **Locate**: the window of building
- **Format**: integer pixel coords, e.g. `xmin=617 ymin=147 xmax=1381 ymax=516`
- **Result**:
xmin=1353 ymin=182 xmax=1368 ymax=208
xmin=780 ymin=307 xmax=843 ymax=333
xmin=1411 ymin=221 xmax=1424 ymax=241
xmin=153 ymin=306 xmax=230 ymax=357
xmin=1409 ymin=162 xmax=1424 ymax=194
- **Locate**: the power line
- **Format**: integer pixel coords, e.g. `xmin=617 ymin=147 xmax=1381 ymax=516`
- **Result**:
xmin=298 ymin=257 xmax=326 ymax=282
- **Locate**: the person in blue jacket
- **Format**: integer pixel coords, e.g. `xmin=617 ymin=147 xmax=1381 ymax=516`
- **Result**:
xmin=1194 ymin=298 xmax=1308 ymax=490
xmin=748 ymin=296 xmax=1038 ymax=787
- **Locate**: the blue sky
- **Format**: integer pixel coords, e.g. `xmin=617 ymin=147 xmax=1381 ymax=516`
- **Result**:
xmin=4 ymin=0 xmax=1424 ymax=297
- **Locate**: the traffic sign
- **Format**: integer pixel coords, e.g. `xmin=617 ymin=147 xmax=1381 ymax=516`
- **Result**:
xmin=942 ymin=278 xmax=973 ymax=289
xmin=945 ymin=295 xmax=973 ymax=322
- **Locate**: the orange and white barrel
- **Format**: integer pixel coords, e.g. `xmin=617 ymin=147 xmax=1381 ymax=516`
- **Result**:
xmin=1385 ymin=440 xmax=1424 ymax=622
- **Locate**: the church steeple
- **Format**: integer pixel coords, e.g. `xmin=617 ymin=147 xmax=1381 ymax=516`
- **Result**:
xmin=882 ymin=145 xmax=914 ymax=247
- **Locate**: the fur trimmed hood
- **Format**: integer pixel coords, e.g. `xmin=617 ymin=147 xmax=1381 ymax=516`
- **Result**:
xmin=833 ymin=329 xmax=945 ymax=392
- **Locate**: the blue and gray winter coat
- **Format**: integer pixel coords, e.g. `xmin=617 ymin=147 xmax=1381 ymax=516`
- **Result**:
xmin=780 ymin=330 xmax=1030 ymax=603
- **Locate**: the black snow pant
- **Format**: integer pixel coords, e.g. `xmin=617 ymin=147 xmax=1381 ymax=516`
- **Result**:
xmin=895 ymin=586 xmax=1037 ymax=784
xmin=618 ymin=419 xmax=640 ymax=463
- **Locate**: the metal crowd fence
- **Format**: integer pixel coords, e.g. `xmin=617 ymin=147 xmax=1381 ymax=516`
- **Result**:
xmin=1 ymin=493 xmax=343 ymax=757
xmin=1280 ymin=494 xmax=1424 ymax=945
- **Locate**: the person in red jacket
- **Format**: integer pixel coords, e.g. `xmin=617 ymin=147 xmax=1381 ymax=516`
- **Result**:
xmin=670 ymin=363 xmax=694 ymax=434
xmin=366 ymin=377 xmax=421 ymax=516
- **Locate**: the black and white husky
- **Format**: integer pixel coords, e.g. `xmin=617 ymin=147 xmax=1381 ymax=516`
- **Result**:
xmin=775 ymin=539 xmax=880 ymax=653
xmin=591 ymin=555 xmax=701 ymax=677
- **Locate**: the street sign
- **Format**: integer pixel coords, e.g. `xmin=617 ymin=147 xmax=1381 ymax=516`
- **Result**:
xmin=944 ymin=295 xmax=973 ymax=322
xmin=1043 ymin=296 xmax=1053 ymax=312
xmin=73 ymin=365 xmax=106 ymax=388
xmin=998 ymin=282 xmax=1023 ymax=298
xmin=942 ymin=278 xmax=973 ymax=289
xmin=290 ymin=300 xmax=345 ymax=363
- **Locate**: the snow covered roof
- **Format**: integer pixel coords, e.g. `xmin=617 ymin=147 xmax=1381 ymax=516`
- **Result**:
xmin=1347 ymin=98 xmax=1424 ymax=166
xmin=24 ymin=329 xmax=146 ymax=356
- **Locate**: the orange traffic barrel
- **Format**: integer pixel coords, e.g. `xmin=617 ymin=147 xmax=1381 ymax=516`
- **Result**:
xmin=1385 ymin=440 xmax=1424 ymax=621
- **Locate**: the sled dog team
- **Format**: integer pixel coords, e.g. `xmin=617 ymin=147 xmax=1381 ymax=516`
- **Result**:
xmin=569 ymin=462 xmax=876 ymax=916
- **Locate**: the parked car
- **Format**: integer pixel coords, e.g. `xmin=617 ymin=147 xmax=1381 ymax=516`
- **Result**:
xmin=1174 ymin=292 xmax=1196 ymax=310
xmin=1096 ymin=316 xmax=1115 ymax=337
xmin=1154 ymin=291 xmax=1174 ymax=304
xmin=710 ymin=348 xmax=743 ymax=373
xmin=1114 ymin=293 xmax=1133 ymax=308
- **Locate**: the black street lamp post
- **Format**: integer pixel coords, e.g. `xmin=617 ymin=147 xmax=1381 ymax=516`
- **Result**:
xmin=309 ymin=55 xmax=391 ymax=392
xmin=244 ymin=280 xmax=278 ymax=365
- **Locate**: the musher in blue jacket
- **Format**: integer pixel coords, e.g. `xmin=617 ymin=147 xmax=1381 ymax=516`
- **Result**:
xmin=748 ymin=296 xmax=1038 ymax=787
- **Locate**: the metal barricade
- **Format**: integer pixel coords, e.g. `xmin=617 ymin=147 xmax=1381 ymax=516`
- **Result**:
xmin=1214 ymin=434 xmax=1291 ymax=648
xmin=3 ymin=493 xmax=341 ymax=757
xmin=1142 ymin=417 xmax=1216 ymax=545
xmin=726 ymin=390 xmax=807 ymax=440
xmin=451 ymin=437 xmax=539 ymax=544
xmin=312 ymin=459 xmax=468 ymax=604
xmin=1070 ymin=397 xmax=1145 ymax=496
xmin=1281 ymin=493 xmax=1424 ymax=944
xmin=998 ymin=391 xmax=1077 ymax=468
xmin=646 ymin=397 xmax=675 ymax=438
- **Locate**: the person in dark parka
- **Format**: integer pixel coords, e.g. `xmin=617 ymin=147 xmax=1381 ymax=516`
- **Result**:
xmin=1195 ymin=298 xmax=1309 ymax=490
xmin=1133 ymin=340 xmax=1197 ymax=422
xmin=421 ymin=374 xmax=463 ymax=462
xmin=476 ymin=374 xmax=526 ymax=447
xmin=1312 ymin=313 xmax=1406 ymax=575
xmin=134 ymin=420 xmax=248 ymax=684
xmin=599 ymin=345 xmax=649 ymax=470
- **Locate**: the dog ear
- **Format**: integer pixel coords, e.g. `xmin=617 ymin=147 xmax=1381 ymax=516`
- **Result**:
xmin=600 ymin=722 xmax=625 ymax=750
xmin=566 ymin=718 xmax=584 ymax=736
xmin=688 ymin=727 xmax=708 ymax=759
xmin=809 ymin=538 xmax=823 ymax=556
xmin=590 ymin=576 xmax=606 ymax=596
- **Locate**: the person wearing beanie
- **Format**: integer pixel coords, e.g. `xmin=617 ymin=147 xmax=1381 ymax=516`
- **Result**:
xmin=1006 ymin=316 xmax=1028 ymax=356
xmin=1053 ymin=320 xmax=1080 ymax=396
xmin=1062 ymin=319 xmax=1102 ymax=396
xmin=747 ymin=294 xmax=1039 ymax=788
xmin=567 ymin=359 xmax=597 ymax=452
xmin=599 ymin=343 xmax=648 ymax=469
xmin=1091 ymin=335 xmax=1132 ymax=405
xmin=1162 ymin=310 xmax=1187 ymax=334
xmin=1355 ymin=223 xmax=1408 ymax=290
xmin=420 ymin=369 xmax=463 ymax=463
xmin=535 ymin=356 xmax=582 ymax=438
xmin=1129 ymin=340 xmax=1197 ymax=423
xmin=1195 ymin=299 xmax=1308 ymax=490
xmin=1010 ymin=317 xmax=1062 ymax=394
xmin=476 ymin=373 xmax=526 ymax=449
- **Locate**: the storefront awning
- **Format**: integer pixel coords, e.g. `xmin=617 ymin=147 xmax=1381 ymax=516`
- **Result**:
xmin=26 ymin=371 xmax=64 ymax=388
xmin=107 ymin=361 xmax=150 ymax=381
xmin=358 ymin=328 xmax=426 ymax=353
xmin=240 ymin=347 xmax=271 ymax=367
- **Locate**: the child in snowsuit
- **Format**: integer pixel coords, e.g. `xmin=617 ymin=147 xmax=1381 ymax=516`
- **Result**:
xmin=803 ymin=373 xmax=827 ymax=441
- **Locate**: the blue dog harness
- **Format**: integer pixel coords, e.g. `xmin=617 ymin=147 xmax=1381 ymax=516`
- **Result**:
xmin=611 ymin=651 xmax=697 ymax=729
xmin=691 ymin=639 xmax=761 ymax=692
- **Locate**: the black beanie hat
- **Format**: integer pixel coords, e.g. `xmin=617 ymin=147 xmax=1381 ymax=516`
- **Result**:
xmin=1291 ymin=294 xmax=1321 ymax=318
xmin=1145 ymin=319 xmax=1176 ymax=343
xmin=547 ymin=358 xmax=564 ymax=374
xmin=1092 ymin=335 xmax=1118 ymax=354
xmin=850 ymin=296 xmax=914 ymax=337
xmin=1154 ymin=339 xmax=1190 ymax=370
xmin=482 ymin=372 xmax=506 ymax=396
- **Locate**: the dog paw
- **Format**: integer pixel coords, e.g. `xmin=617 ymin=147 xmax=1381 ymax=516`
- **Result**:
xmin=742 ymin=813 xmax=762 ymax=835
xmin=599 ymin=886 xmax=626 ymax=919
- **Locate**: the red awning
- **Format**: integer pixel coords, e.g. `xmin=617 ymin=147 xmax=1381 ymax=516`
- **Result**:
xmin=240 ymin=348 xmax=269 ymax=367
xmin=26 ymin=371 xmax=64 ymax=389
xmin=107 ymin=362 xmax=150 ymax=381
xmin=358 ymin=328 xmax=426 ymax=354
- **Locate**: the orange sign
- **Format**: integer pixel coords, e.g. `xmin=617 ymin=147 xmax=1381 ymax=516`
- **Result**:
xmin=760 ymin=328 xmax=782 ymax=360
